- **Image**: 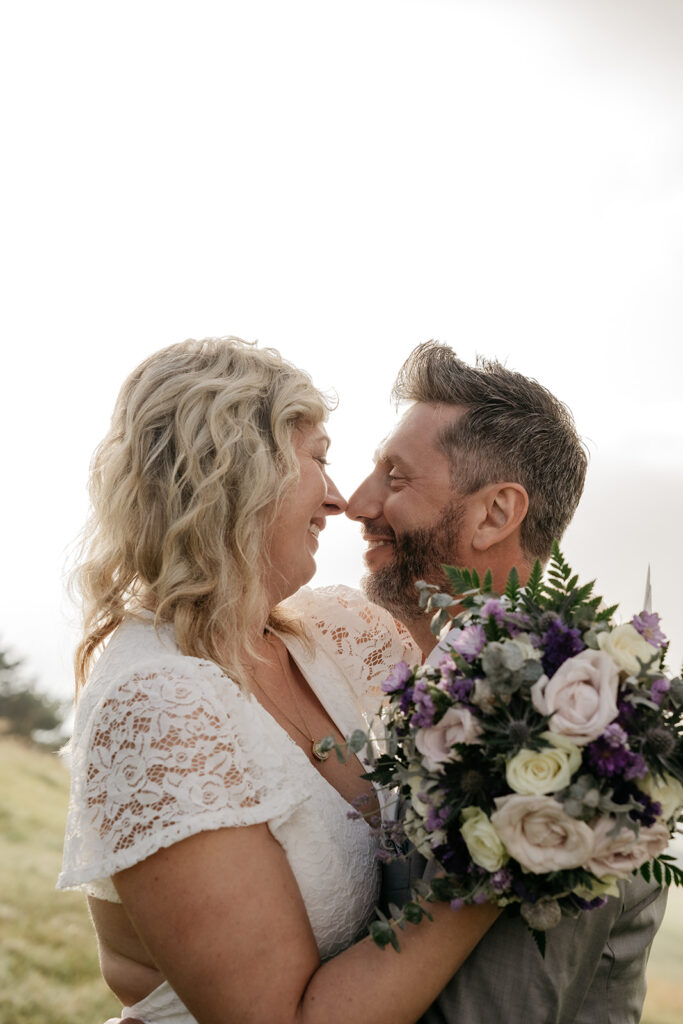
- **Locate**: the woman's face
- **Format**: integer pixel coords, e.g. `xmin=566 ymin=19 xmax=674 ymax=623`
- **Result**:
xmin=268 ymin=422 xmax=346 ymax=601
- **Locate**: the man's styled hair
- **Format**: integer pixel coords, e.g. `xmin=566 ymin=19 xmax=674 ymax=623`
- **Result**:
xmin=392 ymin=341 xmax=588 ymax=563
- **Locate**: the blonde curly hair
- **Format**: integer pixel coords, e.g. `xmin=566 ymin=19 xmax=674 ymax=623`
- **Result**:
xmin=73 ymin=336 xmax=332 ymax=691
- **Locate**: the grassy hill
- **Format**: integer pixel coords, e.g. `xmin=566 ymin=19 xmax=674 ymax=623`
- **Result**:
xmin=0 ymin=734 xmax=681 ymax=1024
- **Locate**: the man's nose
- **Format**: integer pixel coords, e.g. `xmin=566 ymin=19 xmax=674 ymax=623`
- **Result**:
xmin=345 ymin=476 xmax=382 ymax=521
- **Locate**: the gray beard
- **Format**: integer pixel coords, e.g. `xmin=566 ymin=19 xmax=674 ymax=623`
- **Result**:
xmin=361 ymin=502 xmax=464 ymax=623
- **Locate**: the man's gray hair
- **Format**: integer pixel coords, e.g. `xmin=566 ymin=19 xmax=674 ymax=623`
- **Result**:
xmin=392 ymin=341 xmax=588 ymax=563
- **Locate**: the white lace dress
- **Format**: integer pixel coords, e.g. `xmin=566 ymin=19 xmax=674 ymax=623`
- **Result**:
xmin=58 ymin=585 xmax=418 ymax=1023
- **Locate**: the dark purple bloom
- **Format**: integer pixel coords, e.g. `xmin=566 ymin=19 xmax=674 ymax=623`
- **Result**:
xmin=452 ymin=624 xmax=486 ymax=662
xmin=574 ymin=895 xmax=608 ymax=910
xmin=586 ymin=735 xmax=647 ymax=781
xmin=399 ymin=686 xmax=415 ymax=714
xmin=632 ymin=611 xmax=667 ymax=649
xmin=382 ymin=660 xmax=413 ymax=693
xmin=541 ymin=617 xmax=585 ymax=676
xmin=411 ymin=679 xmax=437 ymax=728
xmin=650 ymin=677 xmax=671 ymax=705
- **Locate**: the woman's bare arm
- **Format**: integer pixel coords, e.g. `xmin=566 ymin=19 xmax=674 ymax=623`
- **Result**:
xmin=114 ymin=822 xmax=498 ymax=1024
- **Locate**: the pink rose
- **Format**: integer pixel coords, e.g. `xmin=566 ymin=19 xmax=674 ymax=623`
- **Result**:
xmin=531 ymin=650 xmax=619 ymax=745
xmin=415 ymin=707 xmax=483 ymax=768
xmin=490 ymin=794 xmax=594 ymax=873
xmin=587 ymin=818 xmax=670 ymax=879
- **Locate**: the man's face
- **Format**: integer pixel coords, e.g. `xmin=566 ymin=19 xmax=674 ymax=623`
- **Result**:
xmin=346 ymin=403 xmax=469 ymax=619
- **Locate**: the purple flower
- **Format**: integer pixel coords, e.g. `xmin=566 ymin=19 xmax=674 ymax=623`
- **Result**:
xmin=452 ymin=624 xmax=486 ymax=662
xmin=586 ymin=736 xmax=648 ymax=781
xmin=450 ymin=897 xmax=465 ymax=911
xmin=650 ymin=677 xmax=670 ymax=705
xmin=603 ymin=723 xmax=629 ymax=748
xmin=632 ymin=611 xmax=667 ymax=649
xmin=490 ymin=867 xmax=513 ymax=893
xmin=575 ymin=895 xmax=608 ymax=910
xmin=425 ymin=804 xmax=450 ymax=833
xmin=541 ymin=617 xmax=585 ymax=676
xmin=382 ymin=660 xmax=413 ymax=694
xmin=505 ymin=612 xmax=533 ymax=637
xmin=481 ymin=598 xmax=506 ymax=625
xmin=410 ymin=680 xmax=437 ymax=728
xmin=623 ymin=752 xmax=648 ymax=781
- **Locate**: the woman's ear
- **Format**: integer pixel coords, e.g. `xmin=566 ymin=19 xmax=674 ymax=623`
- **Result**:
xmin=470 ymin=483 xmax=529 ymax=552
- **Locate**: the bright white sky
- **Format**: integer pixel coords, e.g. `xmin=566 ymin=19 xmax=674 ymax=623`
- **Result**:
xmin=1 ymin=0 xmax=682 ymax=702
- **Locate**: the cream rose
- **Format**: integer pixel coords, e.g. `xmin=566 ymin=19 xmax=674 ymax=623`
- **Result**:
xmin=460 ymin=805 xmax=508 ymax=872
xmin=597 ymin=624 xmax=659 ymax=677
xmin=531 ymin=650 xmax=619 ymax=745
xmin=638 ymin=772 xmax=683 ymax=822
xmin=414 ymin=707 xmax=483 ymax=767
xmin=490 ymin=794 xmax=594 ymax=873
xmin=587 ymin=818 xmax=670 ymax=879
xmin=506 ymin=733 xmax=582 ymax=795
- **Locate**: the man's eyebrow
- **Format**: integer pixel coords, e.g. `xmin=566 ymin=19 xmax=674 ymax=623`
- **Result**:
xmin=373 ymin=445 xmax=412 ymax=472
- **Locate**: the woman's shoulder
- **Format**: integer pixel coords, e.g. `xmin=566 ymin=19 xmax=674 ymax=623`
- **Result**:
xmin=284 ymin=584 xmax=420 ymax=690
xmin=74 ymin=615 xmax=244 ymax=742
xmin=287 ymin=584 xmax=415 ymax=645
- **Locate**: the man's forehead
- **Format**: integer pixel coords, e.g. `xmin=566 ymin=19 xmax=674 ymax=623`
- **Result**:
xmin=374 ymin=403 xmax=464 ymax=464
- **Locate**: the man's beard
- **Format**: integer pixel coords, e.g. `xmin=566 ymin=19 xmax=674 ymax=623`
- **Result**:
xmin=361 ymin=501 xmax=465 ymax=623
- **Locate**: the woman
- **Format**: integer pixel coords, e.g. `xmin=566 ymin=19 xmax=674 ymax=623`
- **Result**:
xmin=58 ymin=337 xmax=498 ymax=1024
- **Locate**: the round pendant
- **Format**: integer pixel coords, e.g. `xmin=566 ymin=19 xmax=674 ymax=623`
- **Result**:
xmin=312 ymin=740 xmax=330 ymax=762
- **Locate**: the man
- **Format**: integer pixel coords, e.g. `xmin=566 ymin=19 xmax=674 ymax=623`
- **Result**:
xmin=346 ymin=341 xmax=667 ymax=1024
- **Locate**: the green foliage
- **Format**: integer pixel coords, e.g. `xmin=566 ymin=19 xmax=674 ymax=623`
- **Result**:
xmin=0 ymin=644 xmax=67 ymax=745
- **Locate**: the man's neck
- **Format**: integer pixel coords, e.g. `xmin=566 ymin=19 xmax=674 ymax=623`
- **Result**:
xmin=401 ymin=614 xmax=439 ymax=659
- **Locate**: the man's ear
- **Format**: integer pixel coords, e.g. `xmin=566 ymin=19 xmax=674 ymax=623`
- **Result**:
xmin=470 ymin=483 xmax=529 ymax=552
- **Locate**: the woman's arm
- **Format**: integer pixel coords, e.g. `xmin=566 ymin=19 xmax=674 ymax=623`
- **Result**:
xmin=115 ymin=821 xmax=498 ymax=1024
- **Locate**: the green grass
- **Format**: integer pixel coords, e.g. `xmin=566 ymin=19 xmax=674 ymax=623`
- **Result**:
xmin=0 ymin=736 xmax=118 ymax=1024
xmin=0 ymin=734 xmax=681 ymax=1023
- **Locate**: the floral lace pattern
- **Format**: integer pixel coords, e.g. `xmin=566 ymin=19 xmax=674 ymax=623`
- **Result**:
xmin=287 ymin=585 xmax=420 ymax=720
xmin=59 ymin=587 xmax=415 ymax=965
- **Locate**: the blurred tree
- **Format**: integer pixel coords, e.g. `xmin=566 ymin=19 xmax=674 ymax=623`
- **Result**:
xmin=0 ymin=645 xmax=66 ymax=742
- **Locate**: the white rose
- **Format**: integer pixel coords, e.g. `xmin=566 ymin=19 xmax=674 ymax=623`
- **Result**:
xmin=587 ymin=818 xmax=670 ymax=879
xmin=414 ymin=707 xmax=483 ymax=766
xmin=460 ymin=805 xmax=508 ymax=872
xmin=638 ymin=772 xmax=683 ymax=823
xmin=531 ymin=650 xmax=619 ymax=745
xmin=597 ymin=624 xmax=659 ymax=677
xmin=490 ymin=794 xmax=595 ymax=874
xmin=506 ymin=733 xmax=583 ymax=795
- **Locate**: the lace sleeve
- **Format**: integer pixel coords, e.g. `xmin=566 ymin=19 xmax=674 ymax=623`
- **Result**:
xmin=286 ymin=585 xmax=421 ymax=718
xmin=58 ymin=657 xmax=307 ymax=893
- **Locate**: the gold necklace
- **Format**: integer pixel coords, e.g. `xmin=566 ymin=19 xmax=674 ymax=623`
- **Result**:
xmin=259 ymin=636 xmax=332 ymax=763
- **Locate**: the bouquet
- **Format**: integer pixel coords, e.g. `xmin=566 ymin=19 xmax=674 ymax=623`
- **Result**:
xmin=344 ymin=544 xmax=683 ymax=953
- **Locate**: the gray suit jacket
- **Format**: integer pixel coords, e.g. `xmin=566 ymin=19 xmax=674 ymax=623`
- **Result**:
xmin=381 ymin=854 xmax=667 ymax=1024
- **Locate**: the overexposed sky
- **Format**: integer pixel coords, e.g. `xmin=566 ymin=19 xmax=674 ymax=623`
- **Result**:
xmin=1 ymin=0 xmax=681 ymax=701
